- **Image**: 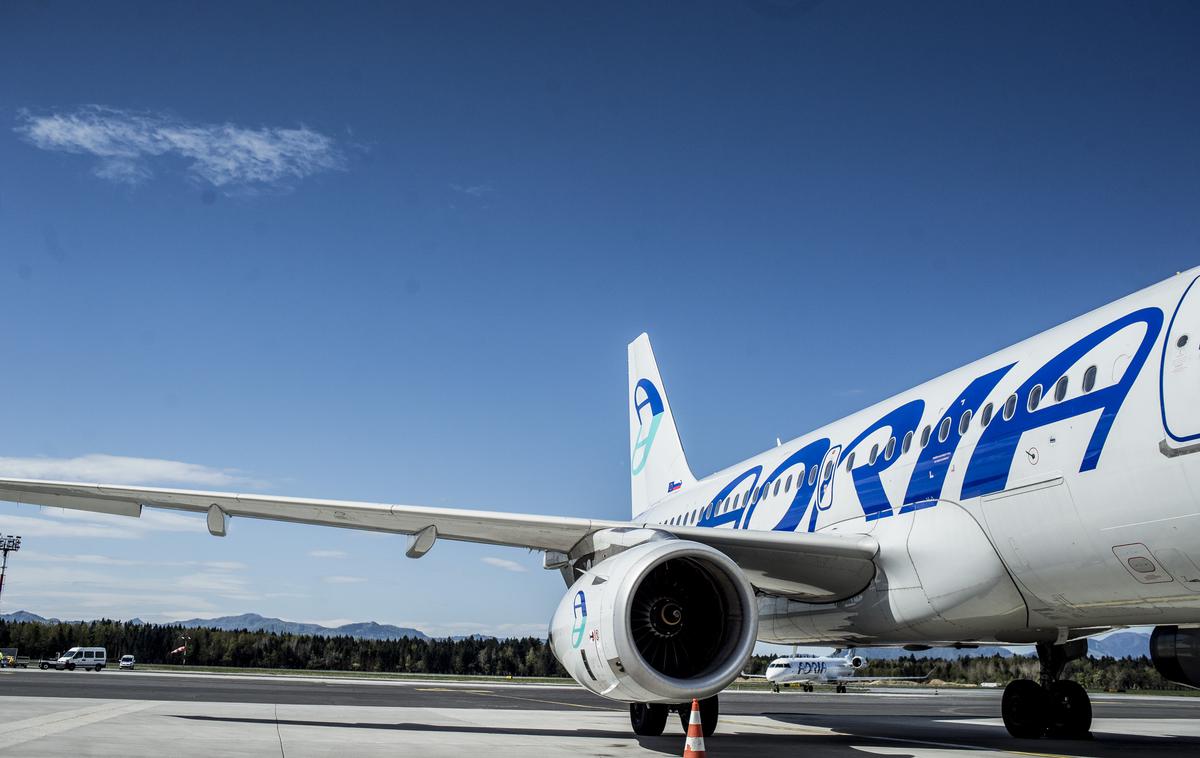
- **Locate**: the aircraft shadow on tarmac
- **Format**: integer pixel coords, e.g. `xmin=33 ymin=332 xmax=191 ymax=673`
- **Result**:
xmin=170 ymin=713 xmax=1200 ymax=757
xmin=764 ymin=712 xmax=1200 ymax=757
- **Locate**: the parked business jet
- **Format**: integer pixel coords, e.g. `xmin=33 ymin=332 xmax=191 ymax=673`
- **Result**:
xmin=747 ymin=653 xmax=926 ymax=692
xmin=3 ymin=269 xmax=1200 ymax=740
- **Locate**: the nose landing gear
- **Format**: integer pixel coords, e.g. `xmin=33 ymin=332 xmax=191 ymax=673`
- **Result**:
xmin=1001 ymin=640 xmax=1092 ymax=740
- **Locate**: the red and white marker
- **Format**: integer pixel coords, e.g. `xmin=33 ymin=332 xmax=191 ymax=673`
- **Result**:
xmin=683 ymin=698 xmax=706 ymax=757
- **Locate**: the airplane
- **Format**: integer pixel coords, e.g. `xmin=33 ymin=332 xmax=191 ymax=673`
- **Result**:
xmin=744 ymin=652 xmax=928 ymax=693
xmin=3 ymin=268 xmax=1200 ymax=741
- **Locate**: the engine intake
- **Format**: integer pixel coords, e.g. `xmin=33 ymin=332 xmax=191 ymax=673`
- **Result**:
xmin=549 ymin=537 xmax=757 ymax=703
xmin=1150 ymin=625 xmax=1200 ymax=689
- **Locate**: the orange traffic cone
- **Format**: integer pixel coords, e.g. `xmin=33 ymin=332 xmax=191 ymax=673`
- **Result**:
xmin=683 ymin=698 xmax=706 ymax=757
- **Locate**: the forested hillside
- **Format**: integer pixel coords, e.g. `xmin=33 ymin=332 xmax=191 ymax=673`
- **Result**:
xmin=0 ymin=619 xmax=563 ymax=677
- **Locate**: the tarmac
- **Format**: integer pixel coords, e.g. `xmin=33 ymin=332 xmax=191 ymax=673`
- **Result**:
xmin=2 ymin=667 xmax=1199 ymax=757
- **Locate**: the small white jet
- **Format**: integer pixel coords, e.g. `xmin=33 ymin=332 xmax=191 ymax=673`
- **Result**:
xmin=747 ymin=652 xmax=927 ymax=692
xmin=4 ymin=268 xmax=1200 ymax=740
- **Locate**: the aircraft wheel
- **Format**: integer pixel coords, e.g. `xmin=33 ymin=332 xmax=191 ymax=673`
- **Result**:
xmin=1002 ymin=679 xmax=1048 ymax=738
xmin=805 ymin=684 xmax=813 ymax=692
xmin=629 ymin=703 xmax=668 ymax=736
xmin=835 ymin=683 xmax=846 ymax=693
xmin=676 ymin=695 xmax=718 ymax=737
xmin=772 ymin=684 xmax=779 ymax=693
xmin=1045 ymin=680 xmax=1091 ymax=739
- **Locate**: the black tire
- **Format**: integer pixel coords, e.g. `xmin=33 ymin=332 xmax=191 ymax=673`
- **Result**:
xmin=676 ymin=695 xmax=718 ymax=737
xmin=629 ymin=703 xmax=669 ymax=737
xmin=836 ymin=684 xmax=847 ymax=693
xmin=1002 ymin=679 xmax=1048 ymax=738
xmin=39 ymin=662 xmax=49 ymax=670
xmin=66 ymin=662 xmax=75 ymax=671
xmin=1046 ymin=680 xmax=1091 ymax=739
xmin=94 ymin=664 xmax=103 ymax=672
xmin=772 ymin=684 xmax=779 ymax=693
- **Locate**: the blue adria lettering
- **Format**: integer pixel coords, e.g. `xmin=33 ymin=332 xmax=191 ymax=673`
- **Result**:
xmin=961 ymin=307 xmax=1163 ymax=499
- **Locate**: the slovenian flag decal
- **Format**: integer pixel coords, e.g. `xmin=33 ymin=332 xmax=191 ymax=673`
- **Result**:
xmin=667 ymin=480 xmax=682 ymax=493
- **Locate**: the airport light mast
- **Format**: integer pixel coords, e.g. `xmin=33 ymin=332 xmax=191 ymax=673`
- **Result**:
xmin=0 ymin=534 xmax=20 ymax=616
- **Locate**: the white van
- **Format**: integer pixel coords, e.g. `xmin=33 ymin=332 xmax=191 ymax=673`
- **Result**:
xmin=54 ymin=646 xmax=107 ymax=671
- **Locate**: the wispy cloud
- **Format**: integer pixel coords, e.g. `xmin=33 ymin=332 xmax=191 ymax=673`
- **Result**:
xmin=0 ymin=453 xmax=255 ymax=488
xmin=16 ymin=105 xmax=344 ymax=189
xmin=481 ymin=556 xmax=527 ymax=573
xmin=308 ymin=549 xmax=346 ymax=559
xmin=0 ymin=505 xmax=204 ymax=540
xmin=449 ymin=183 xmax=493 ymax=197
xmin=322 ymin=575 xmax=366 ymax=584
xmin=18 ymin=551 xmax=245 ymax=572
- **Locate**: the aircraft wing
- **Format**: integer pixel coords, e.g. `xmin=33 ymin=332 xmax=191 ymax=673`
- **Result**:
xmin=0 ymin=478 xmax=877 ymax=600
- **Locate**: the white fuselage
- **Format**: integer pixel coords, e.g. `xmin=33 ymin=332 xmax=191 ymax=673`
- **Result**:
xmin=638 ymin=269 xmax=1200 ymax=646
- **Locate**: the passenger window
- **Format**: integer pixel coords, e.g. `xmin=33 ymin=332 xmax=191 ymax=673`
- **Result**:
xmin=938 ymin=417 xmax=951 ymax=443
xmin=1082 ymin=365 xmax=1097 ymax=393
xmin=884 ymin=436 xmax=896 ymax=461
xmin=784 ymin=475 xmax=792 ymax=492
xmin=845 ymin=451 xmax=855 ymax=471
xmin=733 ymin=494 xmax=740 ymax=509
xmin=773 ymin=480 xmax=781 ymax=496
xmin=808 ymin=466 xmax=818 ymax=485
xmin=1003 ymin=393 xmax=1017 ymax=420
xmin=959 ymin=409 xmax=972 ymax=435
xmin=823 ymin=460 xmax=833 ymax=478
xmin=869 ymin=444 xmax=879 ymax=465
xmin=1028 ymin=384 xmax=1043 ymax=411
xmin=902 ymin=430 xmax=912 ymax=455
xmin=920 ymin=425 xmax=931 ymax=448
xmin=1178 ymin=334 xmax=1189 ymax=348
xmin=980 ymin=402 xmax=993 ymax=428
xmin=1054 ymin=375 xmax=1068 ymax=402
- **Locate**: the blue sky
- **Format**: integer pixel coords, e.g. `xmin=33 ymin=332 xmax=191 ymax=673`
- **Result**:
xmin=0 ymin=1 xmax=1198 ymax=638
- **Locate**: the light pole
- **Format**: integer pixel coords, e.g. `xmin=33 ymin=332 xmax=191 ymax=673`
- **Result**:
xmin=0 ymin=535 xmax=20 ymax=617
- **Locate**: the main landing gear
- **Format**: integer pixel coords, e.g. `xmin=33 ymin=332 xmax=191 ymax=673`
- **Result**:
xmin=629 ymin=695 xmax=718 ymax=738
xmin=1001 ymin=641 xmax=1092 ymax=740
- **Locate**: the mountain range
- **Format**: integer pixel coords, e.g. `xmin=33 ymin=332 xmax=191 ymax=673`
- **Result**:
xmin=1 ymin=610 xmax=431 ymax=641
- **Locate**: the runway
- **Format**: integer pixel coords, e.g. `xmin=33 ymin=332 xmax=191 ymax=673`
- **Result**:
xmin=2 ymin=668 xmax=1198 ymax=757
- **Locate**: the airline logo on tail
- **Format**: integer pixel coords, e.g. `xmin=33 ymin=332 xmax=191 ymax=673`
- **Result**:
xmin=631 ymin=378 xmax=664 ymax=475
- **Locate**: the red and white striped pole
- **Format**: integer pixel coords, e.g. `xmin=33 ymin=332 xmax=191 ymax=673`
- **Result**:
xmin=683 ymin=698 xmax=706 ymax=757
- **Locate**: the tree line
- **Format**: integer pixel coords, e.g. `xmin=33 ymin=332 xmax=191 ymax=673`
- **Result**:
xmin=745 ymin=652 xmax=1184 ymax=691
xmin=2 ymin=619 xmax=1181 ymax=689
xmin=0 ymin=619 xmax=565 ymax=677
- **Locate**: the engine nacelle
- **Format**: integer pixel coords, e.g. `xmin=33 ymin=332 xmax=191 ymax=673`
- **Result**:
xmin=849 ymin=655 xmax=867 ymax=670
xmin=1150 ymin=625 xmax=1200 ymax=689
xmin=548 ymin=538 xmax=757 ymax=703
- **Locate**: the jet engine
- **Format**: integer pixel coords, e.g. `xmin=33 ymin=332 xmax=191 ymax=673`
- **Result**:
xmin=548 ymin=538 xmax=757 ymax=703
xmin=1150 ymin=625 xmax=1200 ymax=689
xmin=849 ymin=655 xmax=867 ymax=670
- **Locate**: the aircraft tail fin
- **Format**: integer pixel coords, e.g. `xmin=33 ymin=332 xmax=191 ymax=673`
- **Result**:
xmin=628 ymin=333 xmax=696 ymax=517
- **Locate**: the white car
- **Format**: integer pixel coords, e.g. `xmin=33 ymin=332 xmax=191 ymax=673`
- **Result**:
xmin=53 ymin=646 xmax=107 ymax=671
xmin=118 ymin=655 xmax=135 ymax=670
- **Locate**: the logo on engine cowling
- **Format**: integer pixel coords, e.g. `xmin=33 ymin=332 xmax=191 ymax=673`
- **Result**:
xmin=571 ymin=590 xmax=588 ymax=649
